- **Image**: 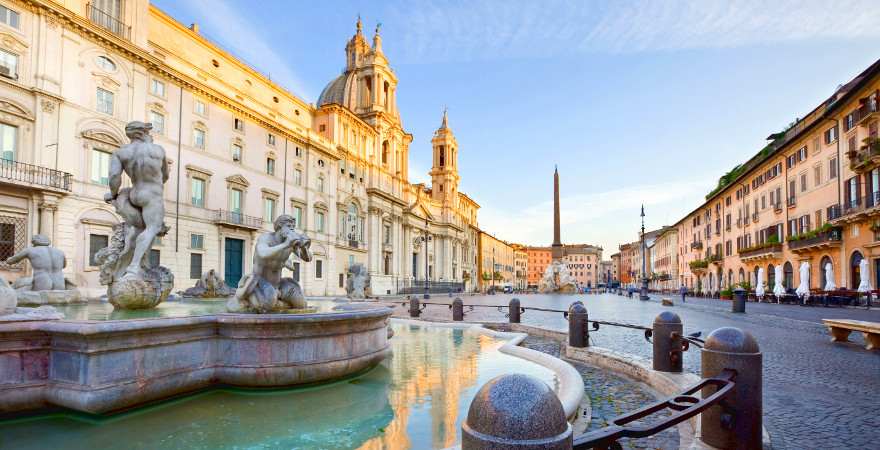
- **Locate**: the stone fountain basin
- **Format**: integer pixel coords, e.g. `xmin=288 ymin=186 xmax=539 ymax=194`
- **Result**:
xmin=0 ymin=304 xmax=392 ymax=415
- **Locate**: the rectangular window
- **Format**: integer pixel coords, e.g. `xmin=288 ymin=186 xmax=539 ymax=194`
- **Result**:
xmin=264 ymin=197 xmax=276 ymax=222
xmin=151 ymin=79 xmax=166 ymax=97
xmin=89 ymin=234 xmax=108 ymax=266
xmin=190 ymin=233 xmax=204 ymax=249
xmin=0 ymin=123 xmax=16 ymax=161
xmin=0 ymin=5 xmax=20 ymax=28
xmin=800 ymin=173 xmax=807 ymax=192
xmin=266 ymin=158 xmax=275 ymax=175
xmin=267 ymin=133 xmax=276 ymax=146
xmin=149 ymin=111 xmax=165 ymax=135
xmin=230 ymin=188 xmax=242 ymax=213
xmin=191 ymin=178 xmax=205 ymax=207
xmin=190 ymin=253 xmax=202 ymax=279
xmin=193 ymin=128 xmax=206 ymax=149
xmin=315 ymin=259 xmax=323 ymax=279
xmin=294 ymin=169 xmax=302 ymax=186
xmin=814 ymin=166 xmax=821 ymax=187
xmin=295 ymin=146 xmax=302 ymax=157
xmin=149 ymin=249 xmax=160 ymax=269
xmin=293 ymin=206 xmax=303 ymax=229
xmin=824 ymin=126 xmax=838 ymax=144
xmin=316 ymin=211 xmax=325 ymax=232
xmin=383 ymin=224 xmax=391 ymax=244
xmin=232 ymin=144 xmax=242 ymax=162
xmin=830 ymin=157 xmax=838 ymax=179
xmin=96 ymin=88 xmax=114 ymax=115
xmin=339 ymin=273 xmax=344 ymax=288
xmin=90 ymin=149 xmax=111 ymax=185
xmin=234 ymin=117 xmax=244 ymax=132
xmin=194 ymin=99 xmax=207 ymax=116
xmin=317 ymin=177 xmax=324 ymax=192
xmin=0 ymin=49 xmax=18 ymax=78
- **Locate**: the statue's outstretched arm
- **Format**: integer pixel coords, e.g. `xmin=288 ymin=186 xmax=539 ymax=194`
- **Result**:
xmin=5 ymin=249 xmax=28 ymax=265
xmin=255 ymin=238 xmax=293 ymax=260
xmin=107 ymin=153 xmax=123 ymax=199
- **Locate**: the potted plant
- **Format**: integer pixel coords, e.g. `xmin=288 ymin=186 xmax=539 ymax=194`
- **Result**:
xmin=720 ymin=287 xmax=733 ymax=300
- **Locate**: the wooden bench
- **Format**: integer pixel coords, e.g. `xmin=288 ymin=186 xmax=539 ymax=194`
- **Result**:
xmin=822 ymin=319 xmax=880 ymax=350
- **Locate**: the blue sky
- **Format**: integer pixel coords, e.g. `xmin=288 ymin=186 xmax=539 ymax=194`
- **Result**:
xmin=154 ymin=0 xmax=880 ymax=256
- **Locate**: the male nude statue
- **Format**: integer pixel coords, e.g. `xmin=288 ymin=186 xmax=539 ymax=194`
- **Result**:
xmin=231 ymin=214 xmax=311 ymax=312
xmin=5 ymin=234 xmax=65 ymax=291
xmin=103 ymin=121 xmax=169 ymax=279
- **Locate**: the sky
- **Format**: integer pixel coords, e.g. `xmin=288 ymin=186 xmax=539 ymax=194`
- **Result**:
xmin=153 ymin=0 xmax=880 ymax=256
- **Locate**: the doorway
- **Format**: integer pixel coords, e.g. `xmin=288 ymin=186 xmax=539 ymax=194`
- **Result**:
xmin=224 ymin=238 xmax=244 ymax=288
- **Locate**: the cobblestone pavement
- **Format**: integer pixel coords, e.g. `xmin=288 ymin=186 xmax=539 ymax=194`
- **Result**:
xmin=382 ymin=293 xmax=880 ymax=450
xmin=522 ymin=335 xmax=679 ymax=450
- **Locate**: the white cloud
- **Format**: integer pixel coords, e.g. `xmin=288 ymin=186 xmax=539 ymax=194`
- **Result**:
xmin=478 ymin=178 xmax=714 ymax=252
xmin=174 ymin=0 xmax=312 ymax=99
xmin=387 ymin=0 xmax=880 ymax=63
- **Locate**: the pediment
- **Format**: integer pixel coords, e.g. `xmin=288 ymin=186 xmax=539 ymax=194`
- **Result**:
xmin=225 ymin=174 xmax=249 ymax=187
xmin=0 ymin=31 xmax=28 ymax=53
xmin=81 ymin=129 xmax=122 ymax=147
xmin=0 ymin=99 xmax=33 ymax=121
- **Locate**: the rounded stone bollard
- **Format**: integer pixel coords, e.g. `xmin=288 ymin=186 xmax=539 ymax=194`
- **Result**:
xmin=732 ymin=287 xmax=746 ymax=313
xmin=568 ymin=301 xmax=588 ymax=348
xmin=409 ymin=297 xmax=421 ymax=318
xmin=509 ymin=298 xmax=521 ymax=324
xmin=652 ymin=311 xmax=683 ymax=373
xmin=701 ymin=327 xmax=762 ymax=450
xmin=452 ymin=297 xmax=464 ymax=321
xmin=462 ymin=373 xmax=572 ymax=450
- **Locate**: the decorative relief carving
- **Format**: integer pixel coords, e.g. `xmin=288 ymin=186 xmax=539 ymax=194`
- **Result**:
xmin=40 ymin=99 xmax=56 ymax=114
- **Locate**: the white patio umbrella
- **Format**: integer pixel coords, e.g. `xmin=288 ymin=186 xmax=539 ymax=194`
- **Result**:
xmin=824 ymin=263 xmax=837 ymax=291
xmin=796 ymin=261 xmax=810 ymax=302
xmin=857 ymin=258 xmax=873 ymax=293
xmin=773 ymin=265 xmax=785 ymax=301
xmin=755 ymin=268 xmax=765 ymax=298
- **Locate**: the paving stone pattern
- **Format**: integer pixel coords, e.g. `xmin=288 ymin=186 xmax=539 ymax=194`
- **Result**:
xmin=384 ymin=293 xmax=880 ymax=450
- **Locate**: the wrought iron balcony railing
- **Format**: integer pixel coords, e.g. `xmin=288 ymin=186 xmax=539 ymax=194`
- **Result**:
xmin=214 ymin=209 xmax=263 ymax=229
xmin=788 ymin=227 xmax=843 ymax=251
xmin=0 ymin=158 xmax=72 ymax=191
xmin=87 ymin=3 xmax=131 ymax=40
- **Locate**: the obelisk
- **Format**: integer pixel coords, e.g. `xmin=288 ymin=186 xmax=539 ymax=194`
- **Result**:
xmin=552 ymin=166 xmax=563 ymax=260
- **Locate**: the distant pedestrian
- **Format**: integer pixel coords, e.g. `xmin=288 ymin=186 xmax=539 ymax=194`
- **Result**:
xmin=680 ymin=285 xmax=687 ymax=303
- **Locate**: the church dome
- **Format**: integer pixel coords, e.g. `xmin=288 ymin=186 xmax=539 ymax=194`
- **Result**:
xmin=317 ymin=72 xmax=353 ymax=107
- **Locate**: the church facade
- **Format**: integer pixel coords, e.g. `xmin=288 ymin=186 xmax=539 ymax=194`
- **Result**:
xmin=0 ymin=0 xmax=479 ymax=297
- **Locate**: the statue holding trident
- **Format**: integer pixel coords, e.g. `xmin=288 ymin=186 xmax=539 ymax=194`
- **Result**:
xmin=228 ymin=214 xmax=312 ymax=313
xmin=95 ymin=121 xmax=174 ymax=309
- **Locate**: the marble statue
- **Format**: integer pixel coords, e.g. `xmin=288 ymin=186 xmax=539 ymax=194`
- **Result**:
xmin=0 ymin=275 xmax=63 ymax=321
xmin=538 ymin=261 xmax=578 ymax=294
xmin=95 ymin=121 xmax=174 ymax=309
xmin=228 ymin=214 xmax=312 ymax=313
xmin=4 ymin=234 xmax=82 ymax=305
xmin=345 ymin=263 xmax=371 ymax=299
xmin=181 ymin=269 xmax=235 ymax=298
xmin=824 ymin=263 xmax=837 ymax=291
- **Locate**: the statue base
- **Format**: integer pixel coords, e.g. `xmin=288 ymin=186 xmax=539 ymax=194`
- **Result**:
xmin=16 ymin=289 xmax=84 ymax=306
xmin=108 ymin=266 xmax=174 ymax=310
xmin=227 ymin=276 xmax=306 ymax=313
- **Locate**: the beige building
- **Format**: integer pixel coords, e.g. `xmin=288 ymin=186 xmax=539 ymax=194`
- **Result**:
xmin=512 ymin=243 xmax=528 ymax=291
xmin=477 ymin=231 xmax=514 ymax=292
xmin=668 ymin=57 xmax=880 ymax=295
xmin=650 ymin=227 xmax=678 ymax=291
xmin=0 ymin=0 xmax=480 ymax=297
xmin=610 ymin=252 xmax=621 ymax=285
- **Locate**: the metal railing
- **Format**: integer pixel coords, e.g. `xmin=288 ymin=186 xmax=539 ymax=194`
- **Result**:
xmin=213 ymin=209 xmax=263 ymax=229
xmin=788 ymin=227 xmax=843 ymax=251
xmin=396 ymin=279 xmax=464 ymax=295
xmin=0 ymin=159 xmax=72 ymax=190
xmin=87 ymin=3 xmax=131 ymax=40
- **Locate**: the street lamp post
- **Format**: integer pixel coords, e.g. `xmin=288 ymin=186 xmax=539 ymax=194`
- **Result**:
xmin=640 ymin=205 xmax=649 ymax=301
xmin=420 ymin=217 xmax=432 ymax=299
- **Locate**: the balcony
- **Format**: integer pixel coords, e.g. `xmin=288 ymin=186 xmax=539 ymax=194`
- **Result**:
xmin=708 ymin=253 xmax=723 ymax=265
xmin=690 ymin=241 xmax=703 ymax=250
xmin=214 ymin=209 xmax=263 ymax=230
xmin=738 ymin=242 xmax=782 ymax=262
xmin=827 ymin=204 xmax=842 ymax=221
xmin=751 ymin=212 xmax=759 ymax=223
xmin=858 ymin=97 xmax=879 ymax=126
xmin=788 ymin=226 xmax=843 ymax=253
xmin=87 ymin=3 xmax=131 ymax=40
xmin=848 ymin=137 xmax=880 ymax=173
xmin=0 ymin=159 xmax=72 ymax=192
xmin=774 ymin=203 xmax=783 ymax=214
xmin=688 ymin=259 xmax=708 ymax=273
xmin=787 ymin=196 xmax=796 ymax=208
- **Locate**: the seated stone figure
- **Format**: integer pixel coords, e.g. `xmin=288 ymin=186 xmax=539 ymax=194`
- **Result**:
xmin=228 ymin=215 xmax=312 ymax=313
xmin=4 ymin=235 xmax=81 ymax=306
xmin=181 ymin=269 xmax=235 ymax=298
xmin=5 ymin=234 xmax=65 ymax=291
xmin=345 ymin=263 xmax=371 ymax=299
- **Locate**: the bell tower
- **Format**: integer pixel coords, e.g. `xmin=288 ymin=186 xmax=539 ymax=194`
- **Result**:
xmin=430 ymin=109 xmax=460 ymax=205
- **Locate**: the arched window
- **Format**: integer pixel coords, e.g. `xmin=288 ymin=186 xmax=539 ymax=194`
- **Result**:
xmin=820 ymin=255 xmax=832 ymax=289
xmin=850 ymin=251 xmax=863 ymax=289
xmin=738 ymin=268 xmax=745 ymax=284
xmin=439 ymin=145 xmax=445 ymax=167
xmin=753 ymin=266 xmax=760 ymax=286
xmin=767 ymin=264 xmax=775 ymax=288
xmin=95 ymin=55 xmax=116 ymax=72
xmin=783 ymin=262 xmax=794 ymax=290
xmin=727 ymin=269 xmax=733 ymax=287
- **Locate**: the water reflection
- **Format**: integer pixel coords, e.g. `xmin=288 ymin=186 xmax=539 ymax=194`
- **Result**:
xmin=49 ymin=298 xmax=342 ymax=321
xmin=0 ymin=322 xmax=557 ymax=449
